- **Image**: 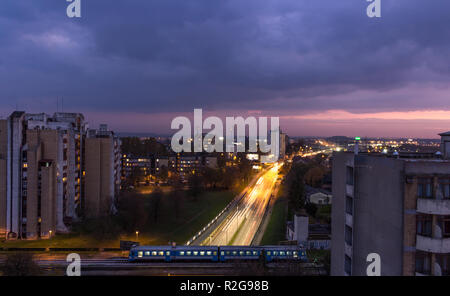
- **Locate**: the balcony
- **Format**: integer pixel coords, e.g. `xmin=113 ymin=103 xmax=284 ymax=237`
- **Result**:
xmin=344 ymin=242 xmax=352 ymax=258
xmin=417 ymin=198 xmax=450 ymax=215
xmin=416 ymin=235 xmax=450 ymax=254
xmin=346 ymin=185 xmax=354 ymax=197
xmin=345 ymin=213 xmax=353 ymax=228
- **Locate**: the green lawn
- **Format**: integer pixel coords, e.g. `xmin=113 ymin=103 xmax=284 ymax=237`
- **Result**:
xmin=142 ymin=190 xmax=235 ymax=245
xmin=0 ymin=190 xmax=235 ymax=248
xmin=260 ymin=196 xmax=288 ymax=245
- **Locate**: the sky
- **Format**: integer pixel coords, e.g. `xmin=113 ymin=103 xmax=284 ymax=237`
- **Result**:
xmin=0 ymin=0 xmax=450 ymax=138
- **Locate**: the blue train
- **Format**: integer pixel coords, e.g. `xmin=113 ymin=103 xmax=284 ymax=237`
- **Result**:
xmin=128 ymin=245 xmax=307 ymax=263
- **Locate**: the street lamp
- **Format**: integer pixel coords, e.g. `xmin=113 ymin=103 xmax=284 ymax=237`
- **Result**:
xmin=49 ymin=230 xmax=52 ymax=238
xmin=135 ymin=231 xmax=139 ymax=241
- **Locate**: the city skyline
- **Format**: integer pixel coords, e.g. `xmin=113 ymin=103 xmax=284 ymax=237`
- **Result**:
xmin=1 ymin=1 xmax=450 ymax=138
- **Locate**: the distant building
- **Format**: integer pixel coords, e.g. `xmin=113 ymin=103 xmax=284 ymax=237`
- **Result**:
xmin=166 ymin=153 xmax=218 ymax=180
xmin=309 ymin=192 xmax=332 ymax=205
xmin=305 ymin=185 xmax=332 ymax=205
xmin=331 ymin=133 xmax=450 ymax=276
xmin=0 ymin=112 xmax=120 ymax=240
xmin=286 ymin=214 xmax=309 ymax=245
xmin=122 ymin=155 xmax=153 ymax=180
xmin=280 ymin=132 xmax=287 ymax=159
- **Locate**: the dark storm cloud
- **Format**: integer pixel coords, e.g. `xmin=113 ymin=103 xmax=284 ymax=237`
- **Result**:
xmin=0 ymin=0 xmax=450 ymax=114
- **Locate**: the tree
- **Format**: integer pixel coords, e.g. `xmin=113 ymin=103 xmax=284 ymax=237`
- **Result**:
xmin=304 ymin=166 xmax=326 ymax=187
xmin=284 ymin=162 xmax=312 ymax=212
xmin=170 ymin=178 xmax=185 ymax=221
xmin=187 ymin=172 xmax=204 ymax=200
xmin=157 ymin=165 xmax=169 ymax=183
xmin=118 ymin=193 xmax=149 ymax=231
xmin=134 ymin=167 xmax=146 ymax=186
xmin=121 ymin=137 xmax=168 ymax=157
xmin=202 ymin=167 xmax=221 ymax=189
xmin=237 ymin=155 xmax=252 ymax=184
xmin=221 ymin=167 xmax=238 ymax=189
xmin=149 ymin=188 xmax=163 ymax=223
xmin=217 ymin=154 xmax=227 ymax=168
xmin=1 ymin=253 xmax=41 ymax=276
xmin=305 ymin=202 xmax=318 ymax=218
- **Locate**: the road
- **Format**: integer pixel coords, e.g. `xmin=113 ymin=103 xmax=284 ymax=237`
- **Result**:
xmin=200 ymin=163 xmax=281 ymax=246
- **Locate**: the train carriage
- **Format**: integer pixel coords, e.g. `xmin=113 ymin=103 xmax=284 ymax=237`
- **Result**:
xmin=129 ymin=246 xmax=172 ymax=262
xmin=129 ymin=245 xmax=307 ymax=263
xmin=128 ymin=246 xmax=219 ymax=262
xmin=263 ymin=245 xmax=307 ymax=262
xmin=170 ymin=246 xmax=219 ymax=262
xmin=218 ymin=246 xmax=262 ymax=262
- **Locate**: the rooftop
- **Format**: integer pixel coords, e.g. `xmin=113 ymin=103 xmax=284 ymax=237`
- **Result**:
xmin=439 ymin=131 xmax=450 ymax=136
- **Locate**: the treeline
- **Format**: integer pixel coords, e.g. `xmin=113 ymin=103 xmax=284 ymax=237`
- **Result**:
xmin=283 ymin=157 xmax=330 ymax=221
xmin=184 ymin=157 xmax=253 ymax=198
xmin=121 ymin=137 xmax=168 ymax=156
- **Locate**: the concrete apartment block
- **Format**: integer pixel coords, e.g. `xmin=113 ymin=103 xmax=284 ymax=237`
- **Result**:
xmin=332 ymin=135 xmax=450 ymax=276
xmin=0 ymin=111 xmax=121 ymax=240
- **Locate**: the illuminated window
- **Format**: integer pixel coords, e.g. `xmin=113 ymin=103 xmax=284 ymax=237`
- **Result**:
xmin=200 ymin=251 xmax=205 ymax=256
xmin=152 ymin=251 xmax=157 ymax=256
xmin=138 ymin=252 xmax=143 ymax=258
xmin=158 ymin=251 xmax=164 ymax=256
xmin=206 ymin=251 xmax=212 ymax=256
xmin=193 ymin=251 xmax=198 ymax=256
xmin=145 ymin=251 xmax=150 ymax=256
xmin=180 ymin=251 xmax=185 ymax=256
xmin=186 ymin=251 xmax=192 ymax=256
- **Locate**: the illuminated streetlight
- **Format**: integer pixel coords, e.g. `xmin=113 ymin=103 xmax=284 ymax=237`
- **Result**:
xmin=135 ymin=231 xmax=139 ymax=241
xmin=49 ymin=230 xmax=53 ymax=238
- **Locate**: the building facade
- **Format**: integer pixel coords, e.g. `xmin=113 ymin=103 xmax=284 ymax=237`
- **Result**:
xmin=331 ymin=133 xmax=450 ymax=276
xmin=84 ymin=125 xmax=121 ymax=218
xmin=0 ymin=112 xmax=120 ymax=240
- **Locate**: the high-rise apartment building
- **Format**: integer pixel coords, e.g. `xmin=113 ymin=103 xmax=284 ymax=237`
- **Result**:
xmin=84 ymin=124 xmax=122 ymax=218
xmin=0 ymin=111 xmax=120 ymax=240
xmin=331 ymin=133 xmax=450 ymax=276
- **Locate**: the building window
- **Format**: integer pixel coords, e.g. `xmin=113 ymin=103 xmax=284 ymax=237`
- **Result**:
xmin=437 ymin=216 xmax=450 ymax=238
xmin=344 ymin=255 xmax=352 ymax=275
xmin=346 ymin=166 xmax=354 ymax=186
xmin=346 ymin=196 xmax=353 ymax=215
xmin=415 ymin=251 xmax=431 ymax=275
xmin=439 ymin=178 xmax=450 ymax=199
xmin=417 ymin=178 xmax=433 ymax=198
xmin=417 ymin=214 xmax=432 ymax=237
xmin=345 ymin=225 xmax=353 ymax=246
xmin=436 ymin=254 xmax=450 ymax=276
